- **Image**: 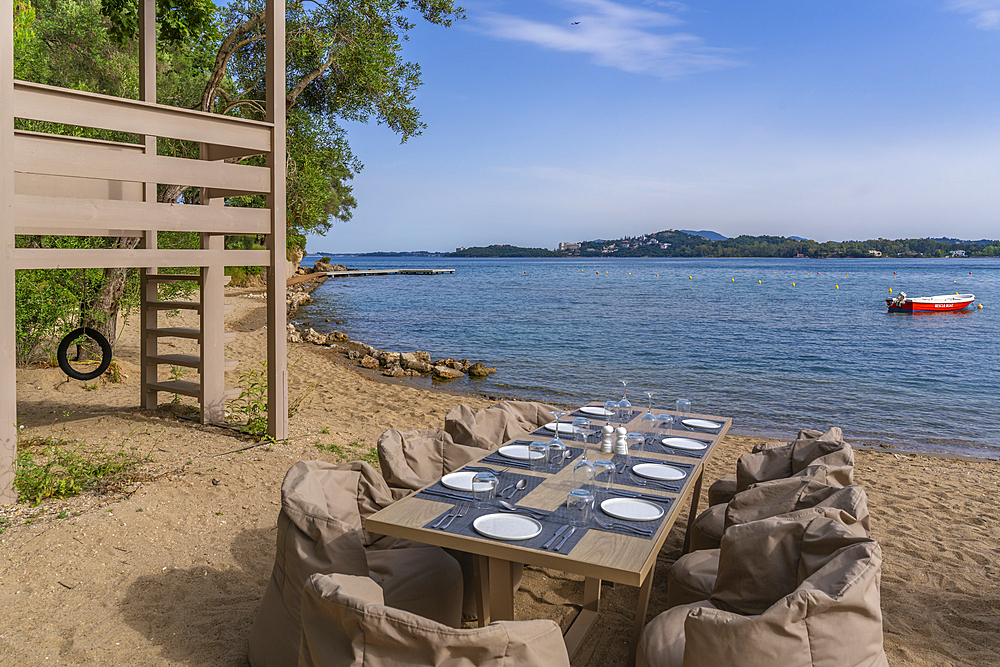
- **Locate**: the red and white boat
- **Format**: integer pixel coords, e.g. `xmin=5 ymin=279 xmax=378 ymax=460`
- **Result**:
xmin=885 ymin=292 xmax=975 ymax=313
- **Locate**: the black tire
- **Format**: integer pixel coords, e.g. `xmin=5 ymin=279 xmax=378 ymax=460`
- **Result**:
xmin=57 ymin=327 xmax=113 ymax=381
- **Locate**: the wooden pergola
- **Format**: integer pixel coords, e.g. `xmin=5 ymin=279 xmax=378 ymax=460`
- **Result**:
xmin=0 ymin=0 xmax=289 ymax=503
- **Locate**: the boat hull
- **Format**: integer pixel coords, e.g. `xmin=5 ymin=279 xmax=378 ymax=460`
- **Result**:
xmin=886 ymin=294 xmax=975 ymax=312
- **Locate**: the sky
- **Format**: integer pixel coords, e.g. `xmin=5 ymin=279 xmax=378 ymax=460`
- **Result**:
xmin=302 ymin=0 xmax=1000 ymax=253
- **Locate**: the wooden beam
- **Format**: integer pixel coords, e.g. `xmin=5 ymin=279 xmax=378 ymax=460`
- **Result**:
xmin=14 ymin=195 xmax=271 ymax=235
xmin=13 ymin=248 xmax=269 ymax=270
xmin=139 ymin=0 xmax=159 ymax=410
xmin=13 ymin=80 xmax=272 ymax=153
xmin=1 ymin=0 xmax=17 ymax=504
xmin=266 ymin=0 xmax=289 ymax=441
xmin=14 ymin=132 xmax=271 ymax=195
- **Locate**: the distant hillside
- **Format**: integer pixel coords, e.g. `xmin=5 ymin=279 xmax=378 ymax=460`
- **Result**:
xmin=449 ymin=244 xmax=560 ymax=258
xmin=930 ymin=237 xmax=994 ymax=246
xmin=788 ymin=236 xmax=810 ymax=241
xmin=679 ymin=229 xmax=727 ymax=241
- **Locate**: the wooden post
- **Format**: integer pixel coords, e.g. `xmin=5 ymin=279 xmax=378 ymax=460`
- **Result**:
xmin=138 ymin=0 xmax=159 ymax=410
xmin=199 ymin=231 xmax=226 ymax=424
xmin=1 ymin=0 xmax=17 ymax=504
xmin=265 ymin=0 xmax=288 ymax=440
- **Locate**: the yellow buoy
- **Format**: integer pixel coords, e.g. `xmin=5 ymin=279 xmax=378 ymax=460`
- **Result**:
xmin=835 ymin=285 xmax=839 ymax=289
xmin=956 ymin=291 xmax=959 ymax=295
xmin=758 ymin=279 xmax=761 ymax=284
xmin=732 ymin=278 xmax=735 ymax=282
xmin=629 ymin=272 xmax=631 ymax=275
xmin=792 ymin=282 xmax=796 ymax=286
xmin=889 ymin=288 xmax=892 ymax=293
xmin=978 ymin=303 xmax=983 ymax=309
xmin=689 ymin=276 xmax=693 ymax=280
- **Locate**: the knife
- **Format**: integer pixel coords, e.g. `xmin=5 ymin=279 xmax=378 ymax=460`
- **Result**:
xmin=554 ymin=526 xmax=576 ymax=552
xmin=542 ymin=524 xmax=570 ymax=549
xmin=609 ymin=490 xmax=673 ymax=503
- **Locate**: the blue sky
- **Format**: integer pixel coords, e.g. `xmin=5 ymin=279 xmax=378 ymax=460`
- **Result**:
xmin=303 ymin=0 xmax=1000 ymax=253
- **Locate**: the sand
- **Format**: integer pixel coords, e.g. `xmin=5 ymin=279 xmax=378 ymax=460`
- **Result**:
xmin=1 ymin=291 xmax=998 ymax=666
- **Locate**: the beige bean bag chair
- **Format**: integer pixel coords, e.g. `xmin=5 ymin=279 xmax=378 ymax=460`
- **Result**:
xmin=668 ymin=483 xmax=870 ymax=608
xmin=247 ymin=461 xmax=463 ymax=667
xmin=299 ymin=572 xmax=571 ymax=667
xmin=706 ymin=437 xmax=791 ymax=506
xmin=690 ymin=427 xmax=854 ymax=551
xmin=639 ymin=513 xmax=886 ymax=667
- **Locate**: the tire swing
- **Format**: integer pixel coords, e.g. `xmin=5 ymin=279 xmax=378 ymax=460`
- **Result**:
xmin=57 ymin=327 xmax=113 ymax=381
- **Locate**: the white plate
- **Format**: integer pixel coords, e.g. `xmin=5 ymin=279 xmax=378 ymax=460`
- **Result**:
xmin=661 ymin=437 xmax=708 ymax=451
xmin=683 ymin=418 xmax=721 ymax=430
xmin=472 ymin=513 xmax=543 ymax=541
xmin=440 ymin=471 xmax=483 ymax=492
xmin=498 ymin=444 xmax=544 ymax=461
xmin=632 ymin=463 xmax=687 ymax=482
xmin=600 ymin=497 xmax=665 ymax=522
xmin=580 ymin=406 xmax=614 ymax=418
xmin=543 ymin=422 xmax=577 ymax=434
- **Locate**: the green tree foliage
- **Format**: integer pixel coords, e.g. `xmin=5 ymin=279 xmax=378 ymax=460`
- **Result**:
xmin=450 ymin=245 xmax=561 ymax=258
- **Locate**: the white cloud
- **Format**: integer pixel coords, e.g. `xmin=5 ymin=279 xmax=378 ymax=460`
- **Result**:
xmin=475 ymin=0 xmax=739 ymax=78
xmin=946 ymin=0 xmax=1000 ymax=29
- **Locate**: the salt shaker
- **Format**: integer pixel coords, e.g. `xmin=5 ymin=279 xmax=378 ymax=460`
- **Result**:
xmin=600 ymin=425 xmax=615 ymax=453
xmin=613 ymin=426 xmax=629 ymax=456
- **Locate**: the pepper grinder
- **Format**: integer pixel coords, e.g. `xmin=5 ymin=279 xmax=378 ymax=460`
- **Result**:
xmin=613 ymin=426 xmax=629 ymax=456
xmin=600 ymin=425 xmax=615 ymax=453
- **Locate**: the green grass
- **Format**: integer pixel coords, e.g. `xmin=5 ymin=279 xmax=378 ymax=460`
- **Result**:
xmin=315 ymin=441 xmax=347 ymax=456
xmin=15 ymin=436 xmax=153 ymax=507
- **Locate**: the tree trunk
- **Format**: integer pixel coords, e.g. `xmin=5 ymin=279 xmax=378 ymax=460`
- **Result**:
xmin=76 ymin=236 xmax=140 ymax=361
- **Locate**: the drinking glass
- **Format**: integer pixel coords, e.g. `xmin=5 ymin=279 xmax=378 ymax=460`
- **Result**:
xmin=471 ymin=471 xmax=498 ymax=509
xmin=641 ymin=393 xmax=658 ymax=441
xmin=594 ymin=459 xmax=615 ymax=491
xmin=572 ymin=417 xmax=591 ymax=444
xmin=676 ymin=398 xmax=691 ymax=421
xmin=528 ymin=441 xmax=549 ymax=471
xmin=627 ymin=432 xmax=647 ymax=486
xmin=550 ymin=410 xmax=567 ymax=436
xmin=657 ymin=414 xmax=674 ymax=439
xmin=573 ymin=458 xmax=596 ymax=490
xmin=567 ymin=488 xmax=594 ymax=527
xmin=617 ymin=380 xmax=631 ymax=426
xmin=604 ymin=400 xmax=618 ymax=422
xmin=547 ymin=438 xmax=567 ymax=468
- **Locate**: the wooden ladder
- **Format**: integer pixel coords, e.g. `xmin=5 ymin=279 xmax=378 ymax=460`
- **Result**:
xmin=139 ymin=252 xmax=240 ymax=424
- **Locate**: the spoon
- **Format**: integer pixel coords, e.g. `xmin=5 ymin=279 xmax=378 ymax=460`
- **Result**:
xmin=504 ymin=478 xmax=527 ymax=498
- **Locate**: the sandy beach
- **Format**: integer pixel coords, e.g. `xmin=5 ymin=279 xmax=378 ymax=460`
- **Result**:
xmin=1 ymin=290 xmax=998 ymax=666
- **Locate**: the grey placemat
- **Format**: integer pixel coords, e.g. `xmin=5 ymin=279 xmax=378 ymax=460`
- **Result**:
xmin=645 ymin=435 xmax=709 ymax=459
xmin=592 ymin=490 xmax=671 ymax=537
xmin=609 ymin=455 xmax=696 ymax=493
xmin=669 ymin=419 xmax=723 ymax=435
xmin=415 ymin=471 xmax=547 ymax=504
xmin=481 ymin=444 xmax=584 ymax=472
xmin=422 ymin=505 xmax=590 ymax=553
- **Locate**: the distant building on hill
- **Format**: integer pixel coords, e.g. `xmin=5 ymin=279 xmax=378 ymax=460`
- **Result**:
xmin=951 ymin=250 xmax=966 ymax=257
xmin=558 ymin=242 xmax=581 ymax=252
xmin=868 ymin=250 xmax=883 ymax=257
xmin=455 ymin=247 xmax=468 ymax=252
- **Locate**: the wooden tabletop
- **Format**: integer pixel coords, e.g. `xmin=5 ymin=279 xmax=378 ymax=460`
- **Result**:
xmin=367 ymin=406 xmax=732 ymax=587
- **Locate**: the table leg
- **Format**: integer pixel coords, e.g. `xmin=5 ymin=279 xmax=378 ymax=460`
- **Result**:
xmin=627 ymin=569 xmax=655 ymax=667
xmin=473 ymin=555 xmax=491 ymax=627
xmin=682 ymin=466 xmax=706 ymax=554
xmin=564 ymin=576 xmax=602 ymax=658
xmin=488 ymin=557 xmax=515 ymax=620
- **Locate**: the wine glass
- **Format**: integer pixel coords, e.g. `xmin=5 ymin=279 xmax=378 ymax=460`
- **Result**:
xmin=617 ymin=380 xmax=631 ymax=425
xmin=573 ymin=457 xmax=596 ymax=491
xmin=641 ymin=392 xmax=658 ymax=442
xmin=550 ymin=410 xmax=567 ymax=437
xmin=547 ymin=437 xmax=567 ymax=469
xmin=603 ymin=400 xmax=618 ymax=422
xmin=572 ymin=417 xmax=591 ymax=444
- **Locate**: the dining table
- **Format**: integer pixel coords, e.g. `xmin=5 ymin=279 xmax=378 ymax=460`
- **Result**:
xmin=365 ymin=404 xmax=732 ymax=666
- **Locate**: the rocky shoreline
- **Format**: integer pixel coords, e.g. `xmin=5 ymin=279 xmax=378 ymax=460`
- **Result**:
xmin=286 ymin=322 xmax=497 ymax=381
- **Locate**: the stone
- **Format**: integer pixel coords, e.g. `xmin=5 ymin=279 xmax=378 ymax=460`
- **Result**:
xmin=360 ymin=355 xmax=379 ymax=370
xmin=382 ymin=364 xmax=405 ymax=378
xmin=286 ymin=323 xmax=297 ymax=333
xmin=288 ymin=332 xmax=302 ymax=343
xmin=324 ymin=331 xmax=348 ymax=344
xmin=433 ymin=365 xmax=464 ymax=380
xmin=415 ymin=351 xmax=431 ymax=364
xmin=381 ymin=351 xmax=401 ymax=367
xmin=304 ymin=328 xmax=326 ymax=345
xmin=456 ymin=359 xmax=471 ymax=372
xmin=347 ymin=350 xmax=360 ymax=360
xmin=400 ymin=352 xmax=418 ymax=365
xmin=404 ymin=369 xmax=421 ymax=377
xmin=468 ymin=362 xmax=496 ymax=377
xmin=405 ymin=359 xmax=434 ymax=374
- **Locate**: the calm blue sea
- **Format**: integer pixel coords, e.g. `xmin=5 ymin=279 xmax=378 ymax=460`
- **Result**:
xmin=297 ymin=256 xmax=1000 ymax=458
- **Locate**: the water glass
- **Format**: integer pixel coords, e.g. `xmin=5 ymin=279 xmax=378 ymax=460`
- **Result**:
xmin=528 ymin=441 xmax=549 ymax=471
xmin=594 ymin=459 xmax=615 ymax=491
xmin=641 ymin=411 xmax=658 ymax=440
xmin=547 ymin=438 xmax=567 ymax=468
xmin=567 ymin=488 xmax=594 ymax=527
xmin=658 ymin=414 xmax=674 ymax=438
xmin=675 ymin=398 xmax=691 ymax=420
xmin=471 ymin=472 xmax=498 ymax=509
xmin=603 ymin=400 xmax=618 ymax=422
xmin=572 ymin=417 xmax=591 ymax=443
xmin=573 ymin=458 xmax=596 ymax=489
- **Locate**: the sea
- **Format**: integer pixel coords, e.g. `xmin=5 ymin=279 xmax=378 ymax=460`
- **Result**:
xmin=296 ymin=255 xmax=1000 ymax=459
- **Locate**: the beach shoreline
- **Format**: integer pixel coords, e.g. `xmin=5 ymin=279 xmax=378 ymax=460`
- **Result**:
xmin=1 ymin=290 xmax=998 ymax=666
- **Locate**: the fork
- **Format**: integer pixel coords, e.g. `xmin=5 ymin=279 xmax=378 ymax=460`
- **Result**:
xmin=439 ymin=503 xmax=468 ymax=529
xmin=593 ymin=516 xmax=653 ymax=536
